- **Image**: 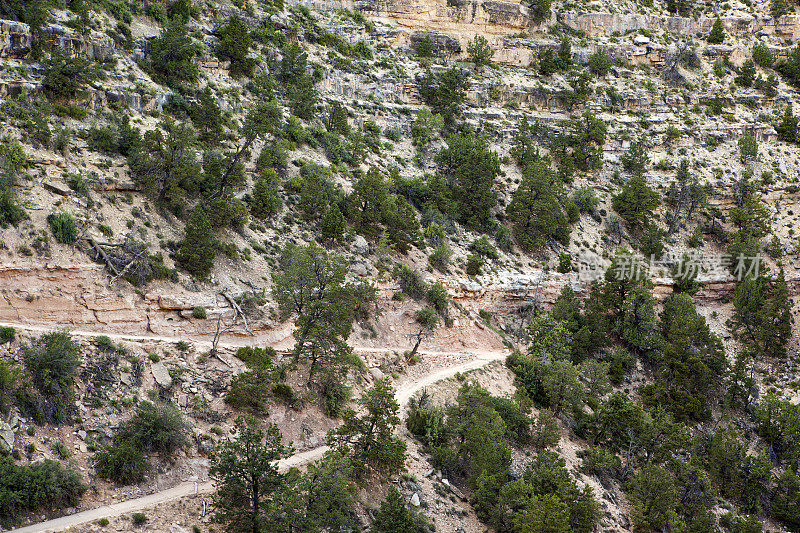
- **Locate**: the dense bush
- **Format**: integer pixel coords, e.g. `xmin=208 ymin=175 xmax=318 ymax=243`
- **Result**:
xmin=21 ymin=331 xmax=82 ymax=424
xmin=176 ymin=207 xmax=215 ymax=279
xmin=0 ymin=326 xmax=14 ymax=344
xmin=42 ymin=49 xmax=98 ymax=100
xmin=147 ymin=19 xmax=200 ymax=87
xmin=588 ymin=49 xmax=612 ymax=76
xmin=47 ymin=212 xmax=78 ymax=244
xmin=95 ymin=440 xmax=149 ymax=484
xmin=116 ymin=401 xmax=187 ymax=456
xmin=434 ymin=131 xmax=501 ymax=231
xmin=507 ymin=158 xmax=571 ymax=250
xmin=0 ymin=188 xmax=26 ymax=226
xmin=216 ymin=15 xmax=254 ymax=77
xmin=0 ymin=456 xmax=86 ymax=525
xmin=417 ymin=68 xmax=470 ymax=126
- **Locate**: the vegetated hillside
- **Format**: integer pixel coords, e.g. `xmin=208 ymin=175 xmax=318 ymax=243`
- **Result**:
xmin=2 ymin=0 xmax=800 ymax=531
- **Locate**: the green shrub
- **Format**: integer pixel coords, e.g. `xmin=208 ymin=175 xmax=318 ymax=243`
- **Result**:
xmin=234 ymin=346 xmax=276 ymax=369
xmin=428 ymin=243 xmax=452 ymax=272
xmin=467 ymin=35 xmax=494 ymax=66
xmin=707 ymin=18 xmax=725 ymax=44
xmin=272 ymin=383 xmax=297 ymax=405
xmin=225 ymin=370 xmax=272 ymax=414
xmin=0 ymin=187 xmax=27 ymax=226
xmin=528 ymin=0 xmax=552 ymax=21
xmin=117 ymin=401 xmax=187 ymax=456
xmin=52 ymin=440 xmax=70 ymax=459
xmin=21 ymin=331 xmax=82 ymax=424
xmin=250 ymin=168 xmax=282 ymax=219
xmin=95 ymin=440 xmax=149 ymax=484
xmin=131 ymin=512 xmax=147 ymax=526
xmin=216 ymin=15 xmax=254 ymax=77
xmin=176 ymin=207 xmax=215 ymax=279
xmin=191 ymin=306 xmax=207 ymax=319
xmin=415 ymin=306 xmax=438 ymax=329
xmin=0 ymin=456 xmax=86 ymax=524
xmin=42 ymin=49 xmax=98 ymax=100
xmin=48 ymin=212 xmax=78 ymax=244
xmin=469 ymin=236 xmax=499 ymax=260
xmin=588 ymin=49 xmax=612 ymax=76
xmin=395 ymin=264 xmax=428 ymax=300
xmin=426 ymin=282 xmax=449 ymax=315
xmin=572 ymin=187 xmax=598 ymax=212
xmin=0 ymin=359 xmax=21 ymax=414
xmin=147 ymin=19 xmax=200 ymax=87
xmin=97 ymin=517 xmax=110 ymax=526
xmin=0 ymin=326 xmax=14 ymax=344
xmin=465 ymin=254 xmax=484 ymax=276
xmin=321 ymin=373 xmax=351 ymax=418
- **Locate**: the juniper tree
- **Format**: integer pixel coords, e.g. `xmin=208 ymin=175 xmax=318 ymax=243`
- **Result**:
xmin=372 ymin=487 xmax=416 ymax=533
xmin=176 ymin=207 xmax=215 ymax=278
xmin=250 ymin=168 xmax=281 ymax=220
xmin=211 ymin=416 xmax=290 ymax=533
xmin=190 ymin=86 xmax=225 ymax=146
xmin=216 ymin=14 xmax=254 ymax=77
xmin=319 ymin=203 xmax=346 ymax=244
xmin=148 ymin=18 xmax=201 ymax=87
xmin=272 ymin=243 xmax=361 ymax=383
xmin=417 ymin=67 xmax=471 ymax=127
xmin=612 ymin=174 xmax=660 ymax=231
xmin=128 ymin=118 xmax=200 ymax=207
xmin=729 ymin=269 xmax=792 ymax=361
xmin=707 ymin=18 xmax=725 ymax=44
xmin=507 ymin=159 xmax=571 ymax=250
xmin=434 ymin=131 xmax=501 ymax=231
xmin=664 ymin=159 xmax=707 ymax=234
xmin=328 ymin=379 xmax=406 ymax=478
xmin=467 ymin=35 xmax=494 ymax=67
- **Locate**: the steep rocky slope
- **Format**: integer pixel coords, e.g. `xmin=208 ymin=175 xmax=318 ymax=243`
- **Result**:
xmin=2 ymin=0 xmax=800 ymax=531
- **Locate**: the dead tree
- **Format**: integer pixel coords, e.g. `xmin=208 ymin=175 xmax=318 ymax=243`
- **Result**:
xmin=407 ymin=325 xmax=435 ymax=360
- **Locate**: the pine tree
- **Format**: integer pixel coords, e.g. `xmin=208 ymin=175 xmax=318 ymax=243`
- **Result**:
xmin=176 ymin=207 xmax=215 ymax=279
xmin=507 ymin=159 xmax=571 ymax=250
xmin=434 ymin=132 xmax=501 ymax=231
xmin=216 ymin=14 xmax=254 ymax=77
xmin=730 ymin=270 xmax=793 ymax=361
xmin=612 ymin=174 xmax=661 ymax=230
xmin=382 ymin=194 xmax=421 ymax=254
xmin=772 ymin=0 xmax=791 ymax=19
xmin=776 ymin=106 xmax=798 ymax=143
xmin=210 ymin=416 xmax=290 ymax=533
xmin=707 ymin=18 xmax=725 ymax=44
xmin=319 ymin=204 xmax=346 ymax=244
xmin=328 ymin=379 xmax=407 ymax=478
xmin=250 ymin=169 xmax=282 ymax=220
xmin=371 ymin=487 xmax=415 ymax=533
xmin=148 ymin=18 xmax=201 ymax=87
xmin=328 ymin=101 xmax=350 ymax=136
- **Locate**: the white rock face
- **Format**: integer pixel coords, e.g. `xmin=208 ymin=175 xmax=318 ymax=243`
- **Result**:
xmin=0 ymin=422 xmax=14 ymax=451
xmin=152 ymin=362 xmax=173 ymax=388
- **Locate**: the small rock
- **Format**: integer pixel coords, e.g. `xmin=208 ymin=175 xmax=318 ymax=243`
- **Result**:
xmin=369 ymin=367 xmax=385 ymax=381
xmin=351 ymin=262 xmax=369 ymax=277
xmin=152 ymin=362 xmax=173 ymax=388
xmin=353 ymin=235 xmax=369 ymax=256
xmin=0 ymin=422 xmax=14 ymax=451
xmin=410 ymin=493 xmax=420 ymax=507
xmin=43 ymin=181 xmax=71 ymax=197
xmin=77 ymin=430 xmax=87 ymax=440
